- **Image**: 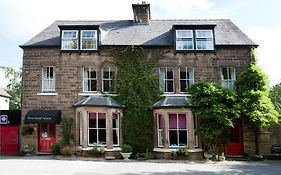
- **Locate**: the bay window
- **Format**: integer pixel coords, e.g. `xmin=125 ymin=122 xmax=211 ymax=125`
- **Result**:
xmin=113 ymin=113 xmax=120 ymax=146
xmin=169 ymin=113 xmax=188 ymax=147
xmin=88 ymin=113 xmax=106 ymax=146
xmin=157 ymin=114 xmax=164 ymax=147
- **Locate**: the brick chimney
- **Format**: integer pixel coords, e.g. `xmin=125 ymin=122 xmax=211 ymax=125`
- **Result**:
xmin=132 ymin=1 xmax=151 ymax=24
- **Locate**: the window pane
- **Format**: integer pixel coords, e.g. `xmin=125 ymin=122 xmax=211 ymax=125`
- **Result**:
xmin=113 ymin=113 xmax=119 ymax=129
xmin=176 ymin=39 xmax=193 ymax=50
xmin=103 ymin=67 xmax=110 ymax=78
xmin=180 ymin=80 xmax=187 ymax=92
xmin=169 ymin=130 xmax=178 ymax=146
xmin=179 ymin=130 xmax=187 ymax=146
xmin=89 ymin=113 xmax=96 ymax=128
xmin=167 ymin=69 xmax=173 ymax=79
xmin=169 ymin=114 xmax=177 ymax=129
xmin=89 ymin=129 xmax=97 ymax=144
xmin=196 ymin=30 xmax=213 ymax=38
xmin=158 ymin=114 xmax=164 ymax=129
xmin=159 ymin=68 xmax=166 ymax=92
xmin=222 ymin=68 xmax=228 ymax=80
xmin=158 ymin=129 xmax=163 ymax=146
xmin=180 ymin=69 xmax=186 ymax=79
xmin=41 ymin=124 xmax=47 ymax=137
xmin=178 ymin=114 xmax=187 ymax=129
xmin=167 ymin=80 xmax=174 ymax=92
xmin=98 ymin=129 xmax=106 ymax=145
xmin=113 ymin=129 xmax=119 ymax=145
xmin=90 ymin=80 xmax=97 ymax=91
xmin=98 ymin=113 xmax=106 ymax=128
xmin=103 ymin=80 xmax=110 ymax=92
xmin=176 ymin=30 xmax=193 ymax=38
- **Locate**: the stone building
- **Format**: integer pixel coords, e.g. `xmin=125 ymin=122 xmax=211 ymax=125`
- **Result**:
xmin=20 ymin=2 xmax=260 ymax=158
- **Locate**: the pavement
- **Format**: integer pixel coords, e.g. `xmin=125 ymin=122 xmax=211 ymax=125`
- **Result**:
xmin=0 ymin=156 xmax=281 ymax=175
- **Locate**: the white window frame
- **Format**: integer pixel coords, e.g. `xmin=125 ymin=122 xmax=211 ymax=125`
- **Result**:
xmin=83 ymin=67 xmax=97 ymax=92
xmin=157 ymin=114 xmax=164 ymax=147
xmin=80 ymin=30 xmax=98 ymax=50
xmin=42 ymin=66 xmax=55 ymax=92
xmin=179 ymin=67 xmax=195 ymax=93
xmin=194 ymin=115 xmax=199 ymax=148
xmin=79 ymin=112 xmax=83 ymax=146
xmin=221 ymin=67 xmax=236 ymax=89
xmin=159 ymin=67 xmax=174 ymax=93
xmin=175 ymin=30 xmax=194 ymax=50
xmin=112 ymin=113 xmax=120 ymax=146
xmin=102 ymin=66 xmax=117 ymax=93
xmin=61 ymin=30 xmax=78 ymax=50
xmin=88 ymin=112 xmax=107 ymax=146
xmin=168 ymin=113 xmax=188 ymax=148
xmin=195 ymin=30 xmax=214 ymax=50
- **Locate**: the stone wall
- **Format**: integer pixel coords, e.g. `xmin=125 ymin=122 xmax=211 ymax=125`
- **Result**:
xmin=21 ymin=46 xmax=252 ymax=150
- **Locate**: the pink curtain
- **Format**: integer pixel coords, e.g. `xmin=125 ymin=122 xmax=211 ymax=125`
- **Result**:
xmin=89 ymin=113 xmax=96 ymax=119
xmin=158 ymin=114 xmax=164 ymax=129
xmin=169 ymin=114 xmax=177 ymax=129
xmin=98 ymin=113 xmax=106 ymax=119
xmin=178 ymin=114 xmax=187 ymax=129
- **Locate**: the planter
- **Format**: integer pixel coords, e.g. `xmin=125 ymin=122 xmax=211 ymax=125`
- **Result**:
xmin=121 ymin=152 xmax=132 ymax=160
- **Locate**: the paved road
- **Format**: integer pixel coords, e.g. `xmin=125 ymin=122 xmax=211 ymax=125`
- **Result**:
xmin=0 ymin=156 xmax=281 ymax=175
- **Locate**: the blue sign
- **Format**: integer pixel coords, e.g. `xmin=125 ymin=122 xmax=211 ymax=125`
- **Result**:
xmin=0 ymin=115 xmax=8 ymax=124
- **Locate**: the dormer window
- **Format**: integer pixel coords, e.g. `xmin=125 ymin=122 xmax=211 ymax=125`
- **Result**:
xmin=173 ymin=25 xmax=215 ymax=52
xmin=176 ymin=30 xmax=194 ymax=50
xmin=62 ymin=30 xmax=78 ymax=50
xmin=59 ymin=25 xmax=99 ymax=51
xmin=81 ymin=30 xmax=97 ymax=50
xmin=195 ymin=30 xmax=214 ymax=50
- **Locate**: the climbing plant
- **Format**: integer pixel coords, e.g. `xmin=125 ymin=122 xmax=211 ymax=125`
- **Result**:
xmin=114 ymin=46 xmax=161 ymax=152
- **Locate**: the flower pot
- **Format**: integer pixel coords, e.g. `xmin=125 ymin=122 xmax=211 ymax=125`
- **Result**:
xmin=121 ymin=152 xmax=132 ymax=160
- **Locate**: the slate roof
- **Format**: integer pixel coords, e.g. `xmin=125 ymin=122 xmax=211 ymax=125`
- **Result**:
xmin=73 ymin=96 xmax=123 ymax=108
xmin=153 ymin=96 xmax=191 ymax=109
xmin=21 ymin=19 xmax=257 ymax=47
xmin=0 ymin=88 xmax=11 ymax=98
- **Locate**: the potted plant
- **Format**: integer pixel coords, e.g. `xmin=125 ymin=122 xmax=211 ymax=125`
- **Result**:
xmin=120 ymin=144 xmax=132 ymax=160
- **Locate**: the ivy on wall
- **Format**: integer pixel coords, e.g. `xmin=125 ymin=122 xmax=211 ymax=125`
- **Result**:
xmin=113 ymin=46 xmax=161 ymax=152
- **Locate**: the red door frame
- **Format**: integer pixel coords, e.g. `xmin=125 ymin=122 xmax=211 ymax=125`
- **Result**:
xmin=224 ymin=119 xmax=244 ymax=156
xmin=38 ymin=124 xmax=56 ymax=152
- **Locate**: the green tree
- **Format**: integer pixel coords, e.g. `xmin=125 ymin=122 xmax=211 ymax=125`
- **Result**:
xmin=236 ymin=61 xmax=278 ymax=154
xmin=270 ymin=82 xmax=281 ymax=117
xmin=188 ymin=81 xmax=240 ymax=153
xmin=0 ymin=66 xmax=22 ymax=109
xmin=114 ymin=47 xmax=161 ymax=152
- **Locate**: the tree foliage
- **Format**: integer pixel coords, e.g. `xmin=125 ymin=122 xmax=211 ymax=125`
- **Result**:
xmin=236 ymin=61 xmax=279 ymax=128
xmin=270 ymin=82 xmax=281 ymax=117
xmin=188 ymin=81 xmax=240 ymax=153
xmin=114 ymin=47 xmax=161 ymax=152
xmin=0 ymin=66 xmax=22 ymax=109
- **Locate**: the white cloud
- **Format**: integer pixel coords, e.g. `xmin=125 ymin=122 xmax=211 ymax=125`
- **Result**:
xmin=245 ymin=26 xmax=281 ymax=86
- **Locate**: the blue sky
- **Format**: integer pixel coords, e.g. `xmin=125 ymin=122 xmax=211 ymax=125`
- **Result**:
xmin=0 ymin=0 xmax=280 ymax=87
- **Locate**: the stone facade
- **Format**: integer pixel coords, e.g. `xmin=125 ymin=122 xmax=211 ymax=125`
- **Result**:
xmin=22 ymin=46 xmax=255 ymax=155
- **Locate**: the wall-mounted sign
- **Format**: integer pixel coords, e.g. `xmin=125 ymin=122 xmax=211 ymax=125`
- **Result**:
xmin=0 ymin=115 xmax=8 ymax=124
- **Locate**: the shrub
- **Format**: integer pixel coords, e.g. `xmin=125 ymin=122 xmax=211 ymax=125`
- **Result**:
xmin=177 ymin=145 xmax=189 ymax=156
xmin=88 ymin=146 xmax=105 ymax=156
xmin=60 ymin=145 xmax=76 ymax=156
xmin=61 ymin=118 xmax=75 ymax=146
xmin=21 ymin=125 xmax=34 ymax=135
xmin=51 ymin=143 xmax=61 ymax=155
xmin=121 ymin=144 xmax=133 ymax=153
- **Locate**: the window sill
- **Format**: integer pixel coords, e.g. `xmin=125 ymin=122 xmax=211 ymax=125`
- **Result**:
xmin=79 ymin=92 xmax=101 ymax=96
xmin=37 ymin=92 xmax=58 ymax=96
xmin=161 ymin=93 xmax=190 ymax=97
xmin=153 ymin=147 xmax=203 ymax=153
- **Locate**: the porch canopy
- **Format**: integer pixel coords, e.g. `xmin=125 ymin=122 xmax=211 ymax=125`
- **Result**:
xmin=73 ymin=96 xmax=123 ymax=108
xmin=24 ymin=110 xmax=61 ymax=124
xmin=153 ymin=96 xmax=191 ymax=109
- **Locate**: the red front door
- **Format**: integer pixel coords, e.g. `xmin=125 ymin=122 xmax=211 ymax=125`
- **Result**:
xmin=0 ymin=125 xmax=19 ymax=155
xmin=38 ymin=124 xmax=56 ymax=152
xmin=224 ymin=119 xmax=243 ymax=156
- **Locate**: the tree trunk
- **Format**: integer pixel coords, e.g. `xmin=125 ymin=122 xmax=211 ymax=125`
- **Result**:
xmin=255 ymin=129 xmax=259 ymax=155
